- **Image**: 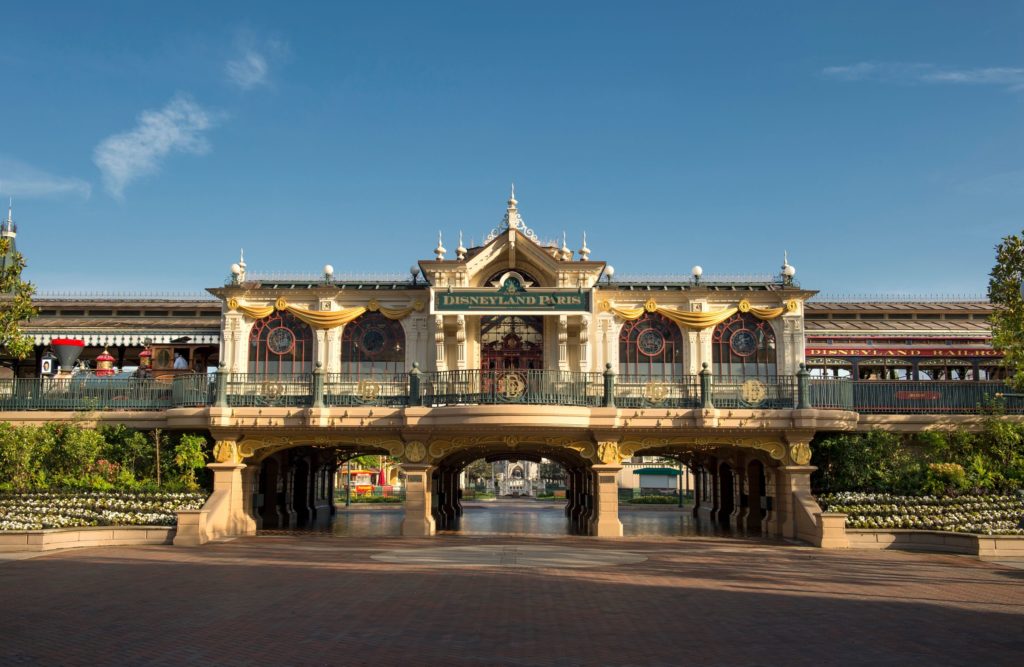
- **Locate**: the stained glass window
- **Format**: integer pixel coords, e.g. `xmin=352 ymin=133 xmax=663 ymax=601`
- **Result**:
xmin=618 ymin=312 xmax=684 ymax=379
xmin=248 ymin=311 xmax=314 ymax=376
xmin=340 ymin=312 xmax=405 ymax=376
xmin=712 ymin=312 xmax=776 ymax=378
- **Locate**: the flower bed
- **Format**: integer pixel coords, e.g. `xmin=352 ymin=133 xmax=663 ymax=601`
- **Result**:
xmin=819 ymin=492 xmax=1024 ymax=535
xmin=0 ymin=491 xmax=207 ymax=531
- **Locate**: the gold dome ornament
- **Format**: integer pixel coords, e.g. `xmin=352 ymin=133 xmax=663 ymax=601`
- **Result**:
xmin=275 ymin=297 xmax=288 ymax=311
xmin=738 ymin=299 xmax=751 ymax=313
xmin=643 ymin=298 xmax=658 ymax=313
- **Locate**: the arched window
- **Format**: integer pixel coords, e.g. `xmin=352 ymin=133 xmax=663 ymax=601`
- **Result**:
xmin=712 ymin=312 xmax=777 ymax=378
xmin=248 ymin=311 xmax=314 ymax=376
xmin=618 ymin=312 xmax=684 ymax=379
xmin=340 ymin=312 xmax=405 ymax=377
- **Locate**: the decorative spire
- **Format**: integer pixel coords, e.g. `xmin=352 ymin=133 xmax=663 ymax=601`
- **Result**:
xmin=238 ymin=248 xmax=246 ymax=269
xmin=781 ymin=250 xmax=796 ymax=285
xmin=510 ymin=183 xmax=516 ymax=206
xmin=579 ymin=231 xmax=590 ymax=261
xmin=560 ymin=231 xmax=571 ymax=261
xmin=435 ymin=231 xmax=446 ymax=260
xmin=456 ymin=230 xmax=467 ymax=260
xmin=1 ymin=197 xmax=15 ymax=239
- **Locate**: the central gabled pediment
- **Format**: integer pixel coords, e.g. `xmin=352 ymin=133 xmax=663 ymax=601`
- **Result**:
xmin=419 ymin=191 xmax=606 ymax=289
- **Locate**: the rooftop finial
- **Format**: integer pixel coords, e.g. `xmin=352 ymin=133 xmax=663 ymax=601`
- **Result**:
xmin=435 ymin=231 xmax=447 ymax=260
xmin=579 ymin=231 xmax=591 ymax=261
xmin=509 ymin=182 xmax=516 ymax=206
xmin=457 ymin=230 xmax=467 ymax=260
xmin=239 ymin=248 xmax=246 ymax=268
xmin=6 ymin=197 xmax=11 ymax=223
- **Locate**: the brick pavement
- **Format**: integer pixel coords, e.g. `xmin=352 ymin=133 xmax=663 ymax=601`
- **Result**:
xmin=1 ymin=534 xmax=1023 ymax=666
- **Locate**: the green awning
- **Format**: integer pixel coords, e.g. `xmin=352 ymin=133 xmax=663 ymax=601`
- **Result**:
xmin=633 ymin=467 xmax=682 ymax=476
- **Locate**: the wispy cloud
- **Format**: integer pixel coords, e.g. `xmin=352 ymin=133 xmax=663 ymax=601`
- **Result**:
xmin=225 ymin=33 xmax=288 ymax=91
xmin=0 ymin=157 xmax=91 ymax=199
xmin=823 ymin=62 xmax=1024 ymax=91
xmin=92 ymin=94 xmax=218 ymax=199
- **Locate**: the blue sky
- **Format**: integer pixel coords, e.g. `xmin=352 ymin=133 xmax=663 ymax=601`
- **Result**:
xmin=2 ymin=1 xmax=1023 ymax=298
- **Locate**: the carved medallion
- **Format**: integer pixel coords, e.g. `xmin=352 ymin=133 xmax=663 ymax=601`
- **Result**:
xmin=497 ymin=372 xmax=527 ymax=400
xmin=213 ymin=440 xmax=237 ymax=464
xmin=404 ymin=441 xmax=426 ymax=463
xmin=790 ymin=443 xmax=812 ymax=465
xmin=740 ymin=379 xmax=767 ymax=405
xmin=643 ymin=381 xmax=670 ymax=404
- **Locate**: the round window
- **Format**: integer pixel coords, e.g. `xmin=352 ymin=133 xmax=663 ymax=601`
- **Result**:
xmin=729 ymin=329 xmax=758 ymax=357
xmin=359 ymin=328 xmax=387 ymax=355
xmin=637 ymin=328 xmax=666 ymax=357
xmin=266 ymin=327 xmax=296 ymax=355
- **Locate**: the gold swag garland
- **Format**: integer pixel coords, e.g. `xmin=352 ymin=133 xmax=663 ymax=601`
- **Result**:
xmin=227 ymin=297 xmax=424 ymax=329
xmin=600 ymin=297 xmax=796 ymax=330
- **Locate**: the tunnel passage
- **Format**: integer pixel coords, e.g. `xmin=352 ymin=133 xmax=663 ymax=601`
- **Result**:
xmin=430 ymin=443 xmax=599 ymax=536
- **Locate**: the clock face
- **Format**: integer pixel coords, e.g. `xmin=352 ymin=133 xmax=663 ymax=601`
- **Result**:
xmin=729 ymin=329 xmax=758 ymax=357
xmin=637 ymin=329 xmax=666 ymax=357
xmin=267 ymin=327 xmax=296 ymax=355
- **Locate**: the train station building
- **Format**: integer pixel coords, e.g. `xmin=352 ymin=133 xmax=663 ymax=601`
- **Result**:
xmin=0 ymin=192 xmax=1008 ymax=544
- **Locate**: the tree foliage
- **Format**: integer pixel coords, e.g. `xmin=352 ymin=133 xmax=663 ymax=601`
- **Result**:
xmin=988 ymin=232 xmax=1024 ymax=389
xmin=0 ymin=423 xmax=212 ymax=492
xmin=0 ymin=237 xmax=37 ymax=359
xmin=812 ymin=420 xmax=1024 ymax=496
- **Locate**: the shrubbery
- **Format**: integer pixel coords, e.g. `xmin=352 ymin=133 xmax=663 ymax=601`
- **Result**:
xmin=0 ymin=423 xmax=210 ymax=493
xmin=627 ymin=495 xmax=678 ymax=504
xmin=812 ymin=419 xmax=1024 ymax=496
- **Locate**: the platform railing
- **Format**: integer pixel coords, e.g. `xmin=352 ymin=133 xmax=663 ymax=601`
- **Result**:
xmin=614 ymin=375 xmax=701 ymax=408
xmin=422 ymin=369 xmax=604 ymax=407
xmin=0 ymin=368 xmax=1021 ymax=415
xmin=224 ymin=373 xmax=314 ymax=408
xmin=710 ymin=375 xmax=799 ymax=409
xmin=0 ymin=374 xmax=175 ymax=411
xmin=809 ymin=378 xmax=1020 ymax=414
xmin=323 ymin=373 xmax=409 ymax=407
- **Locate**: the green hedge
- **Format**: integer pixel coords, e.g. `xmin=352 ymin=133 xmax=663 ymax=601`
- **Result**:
xmin=812 ymin=419 xmax=1024 ymax=496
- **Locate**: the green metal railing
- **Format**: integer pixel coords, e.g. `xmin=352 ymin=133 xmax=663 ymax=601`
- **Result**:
xmin=614 ymin=375 xmax=701 ymax=408
xmin=423 ymin=369 xmax=604 ymax=407
xmin=0 ymin=367 xmax=1021 ymax=415
xmin=225 ymin=373 xmax=313 ymax=408
xmin=0 ymin=375 xmax=175 ymax=411
xmin=809 ymin=378 xmax=1019 ymax=414
xmin=710 ymin=375 xmax=798 ymax=409
xmin=323 ymin=373 xmax=409 ymax=407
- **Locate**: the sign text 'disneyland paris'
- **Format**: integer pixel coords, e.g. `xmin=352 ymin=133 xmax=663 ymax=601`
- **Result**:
xmin=434 ymin=291 xmax=590 ymax=312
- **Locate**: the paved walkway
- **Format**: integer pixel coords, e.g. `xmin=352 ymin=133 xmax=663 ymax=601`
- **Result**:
xmin=2 ymin=534 xmax=1023 ymax=666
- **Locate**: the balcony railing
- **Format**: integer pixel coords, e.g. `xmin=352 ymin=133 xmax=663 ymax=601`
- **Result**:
xmin=423 ymin=370 xmax=604 ymax=407
xmin=0 ymin=367 xmax=1019 ymax=415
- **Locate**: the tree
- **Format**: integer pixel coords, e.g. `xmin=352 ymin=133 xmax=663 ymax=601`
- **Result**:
xmin=0 ymin=235 xmax=37 ymax=359
xmin=988 ymin=232 xmax=1024 ymax=389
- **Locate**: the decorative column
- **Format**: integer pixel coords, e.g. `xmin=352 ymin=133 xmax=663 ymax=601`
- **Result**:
xmin=578 ymin=316 xmax=591 ymax=372
xmin=175 ymin=440 xmax=257 ymax=546
xmin=590 ymin=464 xmax=623 ymax=537
xmin=590 ymin=442 xmax=624 ymax=537
xmin=324 ymin=326 xmax=342 ymax=374
xmin=558 ymin=315 xmax=569 ymax=371
xmin=455 ymin=315 xmax=467 ymax=370
xmin=731 ymin=456 xmax=747 ymax=530
xmin=401 ymin=462 xmax=436 ymax=537
xmin=434 ymin=315 xmax=446 ymax=372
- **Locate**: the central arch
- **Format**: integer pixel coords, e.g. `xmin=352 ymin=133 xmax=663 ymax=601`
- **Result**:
xmin=429 ymin=442 xmax=599 ymax=535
